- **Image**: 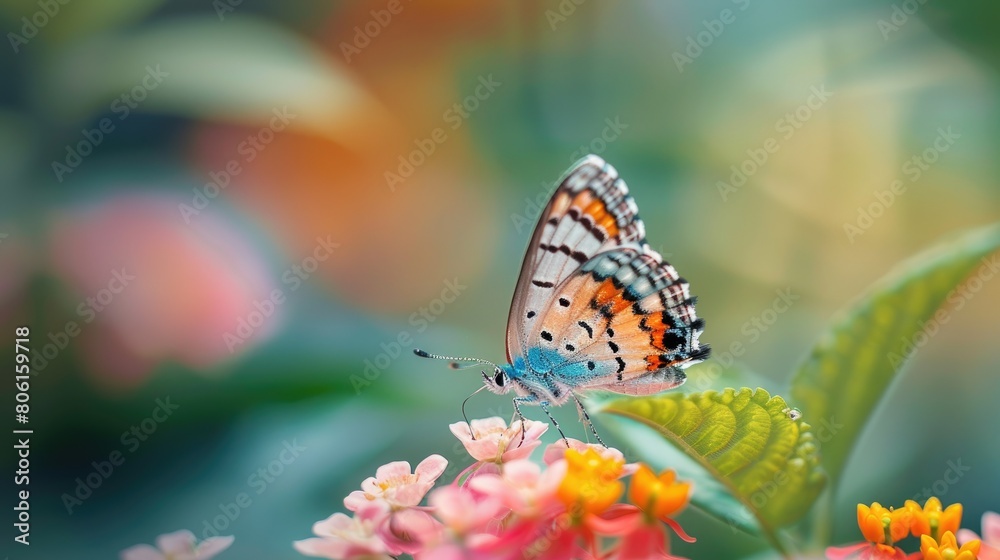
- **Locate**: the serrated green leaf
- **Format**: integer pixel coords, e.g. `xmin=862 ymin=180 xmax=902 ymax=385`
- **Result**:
xmin=790 ymin=223 xmax=1000 ymax=484
xmin=604 ymin=387 xmax=826 ymax=546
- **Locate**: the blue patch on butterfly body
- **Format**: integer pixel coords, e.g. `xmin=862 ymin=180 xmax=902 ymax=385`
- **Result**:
xmin=506 ymin=346 xmax=596 ymax=386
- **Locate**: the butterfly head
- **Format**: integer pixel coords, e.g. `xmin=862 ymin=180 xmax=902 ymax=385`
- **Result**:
xmin=481 ymin=364 xmax=516 ymax=395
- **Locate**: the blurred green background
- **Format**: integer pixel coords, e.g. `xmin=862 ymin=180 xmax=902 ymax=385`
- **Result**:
xmin=2 ymin=1 xmax=999 ymax=558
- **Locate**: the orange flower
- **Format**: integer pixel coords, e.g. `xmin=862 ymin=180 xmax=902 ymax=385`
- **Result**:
xmin=557 ymin=448 xmax=625 ymax=516
xmin=628 ymin=465 xmax=691 ymax=521
xmin=907 ymin=497 xmax=963 ymax=540
xmin=857 ymin=503 xmax=910 ymax=546
xmin=921 ymin=531 xmax=981 ymax=560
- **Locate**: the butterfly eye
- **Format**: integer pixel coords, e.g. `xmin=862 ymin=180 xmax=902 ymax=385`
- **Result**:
xmin=493 ymin=370 xmax=505 ymax=387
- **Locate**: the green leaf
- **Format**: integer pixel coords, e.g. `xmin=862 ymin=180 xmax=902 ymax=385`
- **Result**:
xmin=604 ymin=388 xmax=826 ymax=545
xmin=37 ymin=16 xmax=397 ymax=146
xmin=790 ymin=223 xmax=1000 ymax=484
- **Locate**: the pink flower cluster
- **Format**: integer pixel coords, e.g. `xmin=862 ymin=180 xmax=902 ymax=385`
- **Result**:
xmin=294 ymin=417 xmax=694 ymax=560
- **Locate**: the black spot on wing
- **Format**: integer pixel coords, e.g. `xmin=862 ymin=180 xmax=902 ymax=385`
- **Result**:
xmin=565 ymin=343 xmax=575 ymax=352
xmin=541 ymin=331 xmax=553 ymax=342
xmin=587 ymin=361 xmax=596 ymax=371
xmin=532 ymin=280 xmax=555 ymax=288
xmin=606 ymin=327 xmax=615 ymax=337
xmin=558 ymin=297 xmax=570 ymax=307
xmin=608 ymin=341 xmax=619 ymax=353
xmin=527 ymin=310 xmax=536 ymax=319
xmin=662 ymin=332 xmax=685 ymax=352
xmin=615 ymin=357 xmax=626 ymax=374
xmin=578 ymin=321 xmax=593 ymax=338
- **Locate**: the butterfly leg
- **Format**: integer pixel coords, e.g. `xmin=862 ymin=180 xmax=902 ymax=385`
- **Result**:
xmin=512 ymin=395 xmax=569 ymax=446
xmin=511 ymin=396 xmax=530 ymax=446
xmin=538 ymin=400 xmax=568 ymax=446
xmin=572 ymin=393 xmax=606 ymax=448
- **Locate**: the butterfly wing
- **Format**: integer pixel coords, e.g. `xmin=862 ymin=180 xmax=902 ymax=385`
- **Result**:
xmin=535 ymin=246 xmax=709 ymax=393
xmin=506 ymin=155 xmax=646 ymax=363
xmin=506 ymin=155 xmax=708 ymax=397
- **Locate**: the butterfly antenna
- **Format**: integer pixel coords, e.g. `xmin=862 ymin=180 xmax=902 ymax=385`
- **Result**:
xmin=413 ymin=348 xmax=499 ymax=371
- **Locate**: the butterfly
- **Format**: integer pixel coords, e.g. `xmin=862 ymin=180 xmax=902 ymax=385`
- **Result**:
xmin=415 ymin=155 xmax=709 ymax=444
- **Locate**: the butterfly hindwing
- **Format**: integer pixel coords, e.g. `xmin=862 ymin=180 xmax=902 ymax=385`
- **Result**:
xmin=534 ymin=247 xmax=708 ymax=392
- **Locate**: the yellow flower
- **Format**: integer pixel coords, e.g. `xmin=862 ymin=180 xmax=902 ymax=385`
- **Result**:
xmin=857 ymin=502 xmax=910 ymax=546
xmin=920 ymin=530 xmax=981 ymax=560
xmin=557 ymin=448 xmax=624 ymax=515
xmin=628 ymin=464 xmax=691 ymax=520
xmin=907 ymin=497 xmax=963 ymax=540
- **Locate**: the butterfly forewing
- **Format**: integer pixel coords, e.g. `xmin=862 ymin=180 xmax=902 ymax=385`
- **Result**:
xmin=505 ymin=156 xmax=645 ymax=363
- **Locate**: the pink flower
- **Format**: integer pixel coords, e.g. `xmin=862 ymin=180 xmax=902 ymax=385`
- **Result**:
xmin=294 ymin=501 xmax=393 ymax=559
xmin=345 ymin=455 xmax=448 ymax=511
xmin=428 ymin=484 xmax=506 ymax=536
xmin=378 ymin=507 xmax=443 ymax=555
xmin=121 ymin=530 xmax=233 ymax=560
xmin=469 ymin=459 xmax=566 ymax=519
xmin=450 ymin=417 xmax=548 ymax=465
xmin=959 ymin=511 xmax=1000 ymax=560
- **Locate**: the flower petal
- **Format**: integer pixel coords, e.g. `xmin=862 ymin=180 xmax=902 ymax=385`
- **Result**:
xmin=312 ymin=512 xmax=354 ymax=536
xmin=293 ymin=537 xmax=350 ymax=558
xmin=985 ymin=511 xmax=1000 ymax=546
xmin=155 ymin=530 xmax=197 ymax=554
xmin=415 ymin=454 xmax=448 ymax=481
xmin=194 ymin=535 xmax=235 ymax=559
xmin=469 ymin=416 xmax=508 ymax=434
xmin=120 ymin=545 xmax=166 ymax=560
xmin=375 ymin=460 xmax=413 ymax=481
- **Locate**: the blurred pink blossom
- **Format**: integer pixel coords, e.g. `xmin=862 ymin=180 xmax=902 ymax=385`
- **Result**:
xmin=959 ymin=511 xmax=1000 ymax=560
xmin=49 ymin=193 xmax=277 ymax=386
xmin=120 ymin=529 xmax=233 ymax=560
xmin=468 ymin=458 xmax=565 ymax=519
xmin=294 ymin=502 xmax=394 ymax=560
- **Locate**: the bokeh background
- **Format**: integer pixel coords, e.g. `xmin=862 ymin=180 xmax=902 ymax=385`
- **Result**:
xmin=2 ymin=1 xmax=999 ymax=558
